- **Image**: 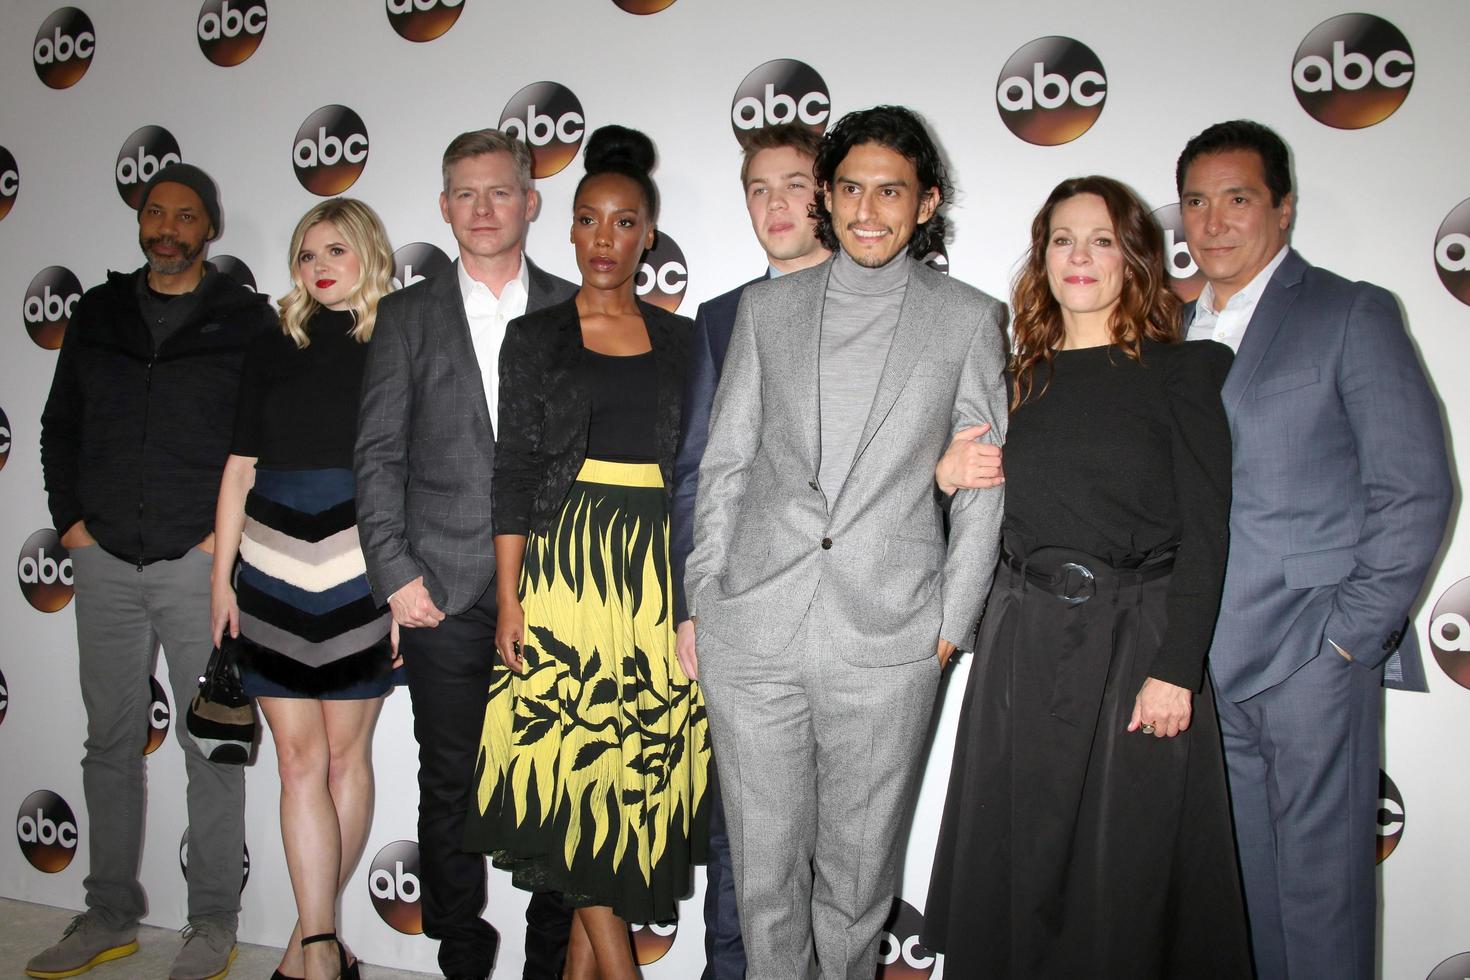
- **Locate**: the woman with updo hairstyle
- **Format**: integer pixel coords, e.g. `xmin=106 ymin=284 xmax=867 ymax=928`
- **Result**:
xmin=464 ymin=125 xmax=708 ymax=978
xmin=923 ymin=176 xmax=1251 ymax=977
xmin=211 ymin=197 xmax=396 ymax=979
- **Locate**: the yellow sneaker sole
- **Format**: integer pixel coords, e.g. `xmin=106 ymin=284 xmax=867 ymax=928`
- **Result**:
xmin=189 ymin=943 xmax=238 ymax=980
xmin=25 ymin=939 xmax=139 ymax=979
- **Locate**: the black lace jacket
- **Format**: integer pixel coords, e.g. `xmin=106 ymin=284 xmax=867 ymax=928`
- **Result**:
xmin=493 ymin=297 xmax=690 ymax=536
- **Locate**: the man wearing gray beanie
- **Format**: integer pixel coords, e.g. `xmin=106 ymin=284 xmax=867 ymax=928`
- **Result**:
xmin=33 ymin=163 xmax=274 ymax=980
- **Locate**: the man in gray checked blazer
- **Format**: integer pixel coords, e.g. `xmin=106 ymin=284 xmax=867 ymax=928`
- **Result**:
xmin=355 ymin=130 xmax=576 ymax=980
xmin=685 ymin=106 xmax=1007 ymax=980
xmin=1177 ymin=120 xmax=1451 ymax=980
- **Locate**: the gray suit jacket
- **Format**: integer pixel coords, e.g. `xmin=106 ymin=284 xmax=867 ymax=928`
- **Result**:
xmin=686 ymin=257 xmax=1008 ymax=667
xmin=354 ymin=258 xmax=576 ymax=616
xmin=1201 ymin=249 xmax=1451 ymax=698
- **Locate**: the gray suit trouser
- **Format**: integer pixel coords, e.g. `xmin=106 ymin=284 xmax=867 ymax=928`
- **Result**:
xmin=699 ymin=602 xmax=939 ymax=980
xmin=1215 ymin=644 xmax=1380 ymax=980
xmin=71 ymin=544 xmax=245 ymax=931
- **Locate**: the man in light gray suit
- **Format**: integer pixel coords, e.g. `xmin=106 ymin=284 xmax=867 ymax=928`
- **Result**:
xmin=355 ymin=130 xmax=576 ymax=980
xmin=1178 ymin=120 xmax=1451 ymax=980
xmin=685 ymin=106 xmax=1007 ymax=980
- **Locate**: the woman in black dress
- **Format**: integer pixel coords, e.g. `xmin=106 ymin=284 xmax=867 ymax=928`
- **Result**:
xmin=463 ymin=126 xmax=708 ymax=980
xmin=924 ymin=176 xmax=1251 ymax=978
xmin=211 ymin=198 xmax=395 ymax=980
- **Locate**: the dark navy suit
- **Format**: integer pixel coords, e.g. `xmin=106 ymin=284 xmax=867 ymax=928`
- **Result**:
xmin=672 ymin=273 xmax=765 ymax=980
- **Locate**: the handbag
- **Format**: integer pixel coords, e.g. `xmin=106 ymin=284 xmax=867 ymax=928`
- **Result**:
xmin=185 ymin=635 xmax=256 ymax=764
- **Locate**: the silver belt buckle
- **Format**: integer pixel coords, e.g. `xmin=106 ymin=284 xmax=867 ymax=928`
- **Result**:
xmin=1057 ymin=562 xmax=1096 ymax=605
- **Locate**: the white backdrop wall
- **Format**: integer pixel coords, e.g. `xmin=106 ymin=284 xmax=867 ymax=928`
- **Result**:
xmin=1 ymin=1 xmax=1467 ymax=977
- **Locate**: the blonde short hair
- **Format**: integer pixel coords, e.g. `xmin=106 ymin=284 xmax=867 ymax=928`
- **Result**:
xmin=277 ymin=198 xmax=393 ymax=347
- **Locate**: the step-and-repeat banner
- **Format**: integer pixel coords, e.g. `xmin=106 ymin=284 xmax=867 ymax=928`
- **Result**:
xmin=1 ymin=1 xmax=1466 ymax=976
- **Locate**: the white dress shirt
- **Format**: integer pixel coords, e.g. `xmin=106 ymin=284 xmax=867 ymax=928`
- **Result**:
xmin=459 ymin=256 xmax=529 ymax=433
xmin=1186 ymin=246 xmax=1289 ymax=352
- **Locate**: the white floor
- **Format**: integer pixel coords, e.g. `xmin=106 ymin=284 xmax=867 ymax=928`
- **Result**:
xmin=0 ymin=898 xmax=437 ymax=979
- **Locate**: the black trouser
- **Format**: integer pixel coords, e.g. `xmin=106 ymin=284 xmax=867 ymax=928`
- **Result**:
xmin=400 ymin=582 xmax=571 ymax=979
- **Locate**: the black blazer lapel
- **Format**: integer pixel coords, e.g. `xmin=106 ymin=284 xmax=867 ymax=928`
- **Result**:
xmin=642 ymin=302 xmax=686 ymax=468
xmin=432 ymin=261 xmax=494 ymax=437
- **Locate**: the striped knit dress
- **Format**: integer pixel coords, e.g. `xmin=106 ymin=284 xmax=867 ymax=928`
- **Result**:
xmin=231 ymin=307 xmax=392 ymax=698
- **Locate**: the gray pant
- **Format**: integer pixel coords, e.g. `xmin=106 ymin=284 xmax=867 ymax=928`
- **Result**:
xmin=698 ymin=604 xmax=940 ymax=980
xmin=71 ymin=544 xmax=245 ymax=931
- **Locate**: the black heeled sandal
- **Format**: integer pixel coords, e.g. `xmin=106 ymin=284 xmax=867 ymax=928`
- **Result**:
xmin=298 ymin=932 xmax=353 ymax=980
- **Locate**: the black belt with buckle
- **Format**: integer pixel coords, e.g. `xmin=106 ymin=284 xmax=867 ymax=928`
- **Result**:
xmin=1001 ymin=546 xmax=1176 ymax=606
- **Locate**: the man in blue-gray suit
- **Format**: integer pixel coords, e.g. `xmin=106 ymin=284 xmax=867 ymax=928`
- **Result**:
xmin=1178 ymin=120 xmax=1451 ymax=980
xmin=670 ymin=122 xmax=829 ymax=980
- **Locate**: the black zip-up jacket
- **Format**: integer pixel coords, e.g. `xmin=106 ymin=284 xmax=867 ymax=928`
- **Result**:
xmin=40 ymin=265 xmax=276 ymax=564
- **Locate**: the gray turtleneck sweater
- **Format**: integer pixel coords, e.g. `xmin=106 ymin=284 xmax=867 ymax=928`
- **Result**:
xmin=818 ymin=249 xmax=910 ymax=495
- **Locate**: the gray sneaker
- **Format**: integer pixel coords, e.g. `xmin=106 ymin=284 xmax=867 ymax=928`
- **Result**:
xmin=169 ymin=920 xmax=237 ymax=980
xmin=25 ymin=912 xmax=139 ymax=979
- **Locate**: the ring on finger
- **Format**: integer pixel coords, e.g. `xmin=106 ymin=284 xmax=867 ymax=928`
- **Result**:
xmin=1141 ymin=723 xmax=1156 ymax=735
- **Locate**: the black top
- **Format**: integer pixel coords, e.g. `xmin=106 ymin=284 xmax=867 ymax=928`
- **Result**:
xmin=1003 ymin=339 xmax=1233 ymax=689
xmin=495 ymin=297 xmax=690 ymax=536
xmin=233 ymin=307 xmax=367 ymax=470
xmin=39 ymin=265 xmax=275 ymax=563
xmin=586 ymin=350 xmax=659 ymax=462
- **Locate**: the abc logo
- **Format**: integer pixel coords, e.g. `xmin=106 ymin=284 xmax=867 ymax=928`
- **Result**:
xmin=996 ymin=36 xmax=1107 ymax=146
xmin=629 ymin=920 xmax=676 ymax=964
xmin=1151 ymin=203 xmax=1204 ymax=302
xmin=369 ymin=840 xmax=423 ymax=934
xmin=293 ymin=105 xmax=370 ymax=196
xmin=613 ymin=0 xmax=677 ymax=11
xmin=212 ymin=255 xmax=258 ymax=292
xmin=197 ymin=0 xmax=267 ymax=67
xmin=17 ymin=790 xmax=78 ymax=873
xmin=115 ymin=126 xmax=183 ymax=209
xmin=24 ymin=265 xmax=83 ymax=350
xmin=637 ymin=232 xmax=688 ymax=313
xmin=145 ymin=676 xmax=171 ymax=755
xmin=877 ymin=898 xmax=934 ymax=978
xmin=0 ymin=405 xmax=11 ymax=473
xmin=1428 ymin=952 xmax=1470 ymax=980
xmin=731 ymin=59 xmax=831 ymax=139
xmin=1376 ymin=770 xmax=1404 ymax=863
xmin=0 ymin=666 xmax=8 ymax=727
xmin=0 ymin=145 xmax=17 ymax=222
xmin=1434 ymin=197 xmax=1470 ymax=308
xmin=386 ymin=0 xmax=464 ymax=42
xmin=33 ymin=7 xmax=95 ymax=89
xmin=18 ymin=529 xmax=74 ymax=613
xmin=392 ymin=242 xmax=451 ymax=291
xmin=1429 ymin=575 xmax=1470 ymax=690
xmin=499 ymin=82 xmax=585 ymax=179
xmin=179 ymin=828 xmax=250 ymax=892
xmin=1292 ymin=14 xmax=1413 ymax=129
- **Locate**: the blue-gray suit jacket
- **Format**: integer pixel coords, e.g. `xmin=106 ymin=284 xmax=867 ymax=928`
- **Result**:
xmin=1200 ymin=249 xmax=1451 ymax=698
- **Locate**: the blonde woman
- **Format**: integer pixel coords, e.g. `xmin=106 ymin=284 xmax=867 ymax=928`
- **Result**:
xmin=210 ymin=198 xmax=394 ymax=980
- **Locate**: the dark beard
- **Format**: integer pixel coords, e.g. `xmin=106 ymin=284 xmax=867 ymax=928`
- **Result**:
xmin=140 ymin=234 xmax=205 ymax=276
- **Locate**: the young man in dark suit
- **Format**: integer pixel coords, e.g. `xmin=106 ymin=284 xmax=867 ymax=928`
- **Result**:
xmin=355 ymin=130 xmax=576 ymax=980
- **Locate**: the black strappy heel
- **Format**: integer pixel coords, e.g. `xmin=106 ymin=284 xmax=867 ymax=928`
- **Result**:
xmin=299 ymin=932 xmax=352 ymax=980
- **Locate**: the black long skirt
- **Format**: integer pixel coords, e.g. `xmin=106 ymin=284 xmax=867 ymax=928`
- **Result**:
xmin=924 ymin=550 xmax=1252 ymax=979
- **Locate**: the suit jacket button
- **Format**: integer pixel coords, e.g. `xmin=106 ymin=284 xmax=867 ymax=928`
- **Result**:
xmin=821 ymin=537 xmax=832 ymax=550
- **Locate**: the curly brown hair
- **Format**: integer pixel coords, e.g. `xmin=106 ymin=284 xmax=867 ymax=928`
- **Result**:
xmin=1010 ymin=176 xmax=1180 ymax=409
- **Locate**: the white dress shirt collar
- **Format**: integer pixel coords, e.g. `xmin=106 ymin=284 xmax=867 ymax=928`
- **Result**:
xmin=458 ymin=255 xmax=531 ymax=432
xmin=1187 ymin=246 xmax=1290 ymax=352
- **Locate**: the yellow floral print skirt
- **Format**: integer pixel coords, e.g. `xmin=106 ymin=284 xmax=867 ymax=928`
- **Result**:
xmin=464 ymin=459 xmax=709 ymax=922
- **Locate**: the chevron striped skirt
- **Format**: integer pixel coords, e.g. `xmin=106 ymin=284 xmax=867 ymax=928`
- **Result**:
xmin=235 ymin=467 xmax=393 ymax=699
